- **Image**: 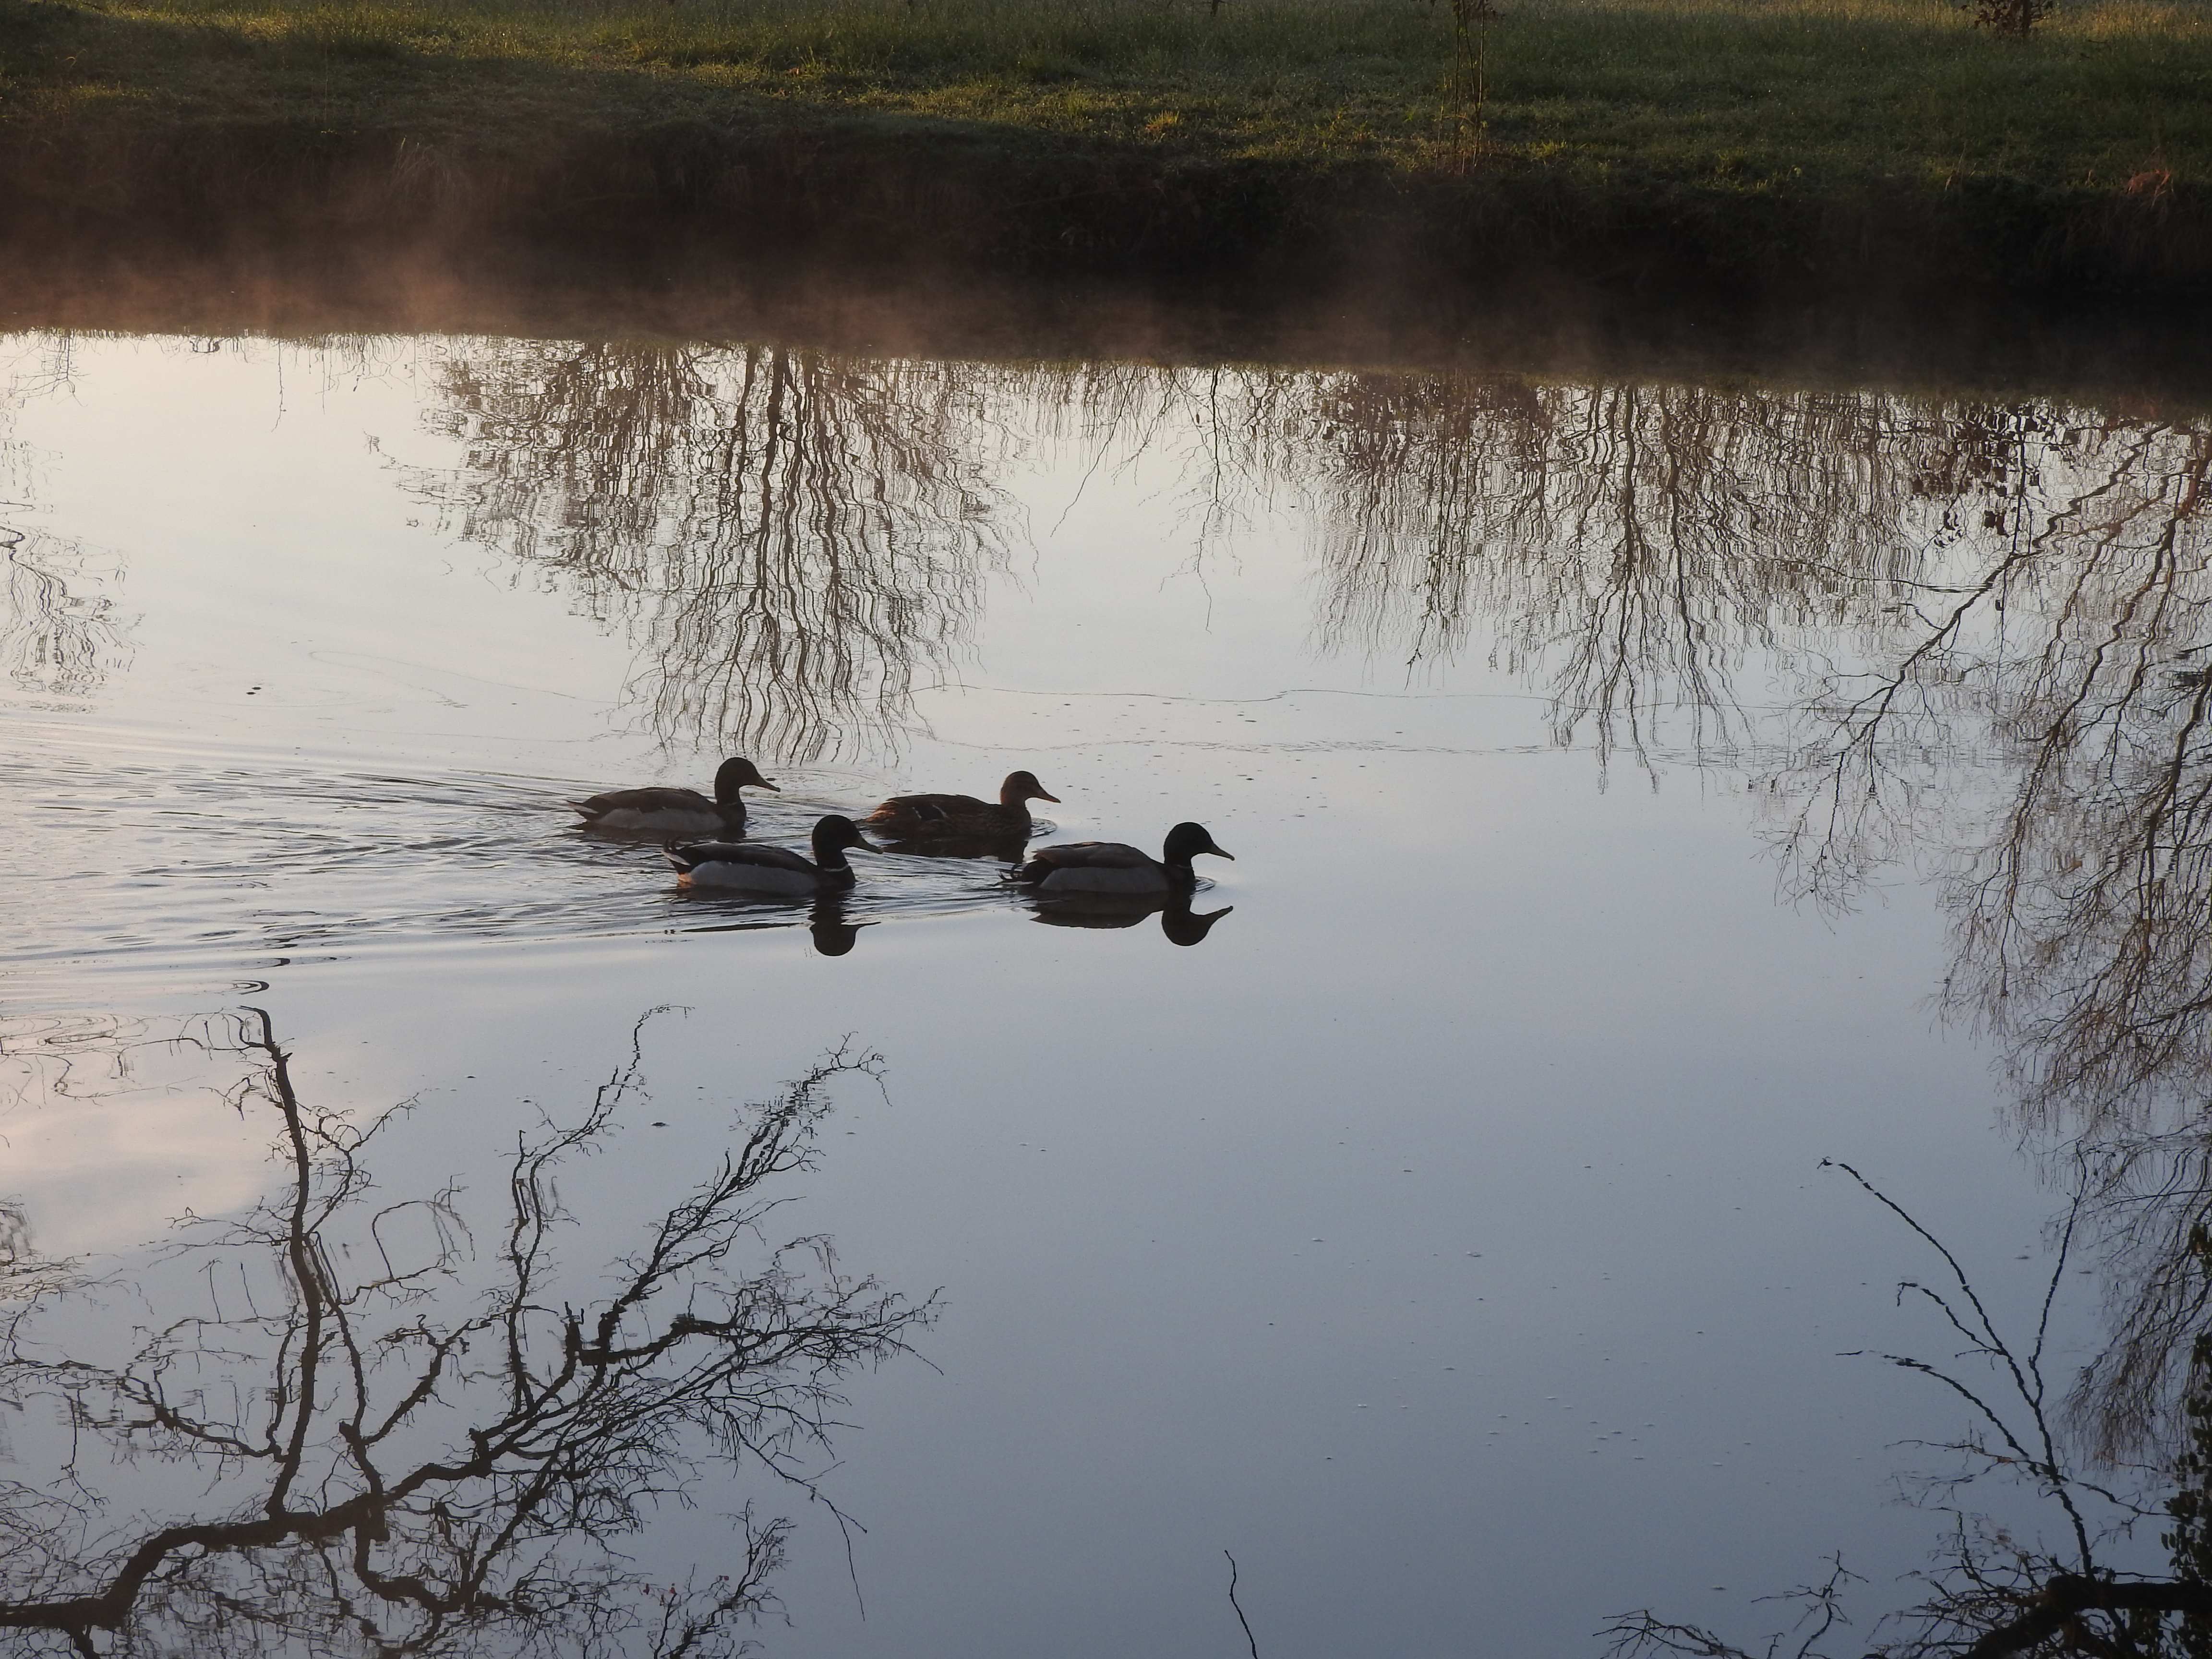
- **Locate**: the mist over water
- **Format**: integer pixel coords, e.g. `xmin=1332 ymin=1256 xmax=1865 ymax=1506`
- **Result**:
xmin=4 ymin=331 xmax=2211 ymax=1655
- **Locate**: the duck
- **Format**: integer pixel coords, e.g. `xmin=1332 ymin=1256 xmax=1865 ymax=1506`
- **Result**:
xmin=869 ymin=802 xmax=1028 ymax=863
xmin=571 ymin=757 xmax=777 ymax=837
xmin=664 ymin=815 xmax=872 ymax=896
xmin=862 ymin=770 xmax=1060 ymax=840
xmin=1012 ymin=821 xmax=1234 ymax=895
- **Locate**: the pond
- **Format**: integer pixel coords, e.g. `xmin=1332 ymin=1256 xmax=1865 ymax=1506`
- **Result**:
xmin=2 ymin=332 xmax=2206 ymax=1657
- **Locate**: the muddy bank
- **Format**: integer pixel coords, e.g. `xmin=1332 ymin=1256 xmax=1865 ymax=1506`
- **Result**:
xmin=3 ymin=114 xmax=2209 ymax=394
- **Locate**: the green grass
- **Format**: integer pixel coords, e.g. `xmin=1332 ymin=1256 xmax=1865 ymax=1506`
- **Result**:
xmin=1 ymin=0 xmax=2206 ymax=196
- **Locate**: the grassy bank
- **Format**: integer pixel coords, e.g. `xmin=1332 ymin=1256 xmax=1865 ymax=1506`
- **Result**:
xmin=1 ymin=0 xmax=2209 ymax=301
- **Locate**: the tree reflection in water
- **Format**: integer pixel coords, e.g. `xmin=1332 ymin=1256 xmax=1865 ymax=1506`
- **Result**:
xmin=1303 ymin=377 xmax=1923 ymax=781
xmin=0 ymin=526 xmax=130 ymax=705
xmin=394 ymin=342 xmax=2212 ymax=1642
xmin=1 ymin=341 xmax=131 ymax=707
xmin=410 ymin=344 xmax=1016 ymax=763
xmin=1075 ymin=365 xmax=2212 ymax=1649
xmin=0 ymin=1008 xmax=929 ymax=1658
xmin=1756 ymin=412 xmax=2212 ymax=1461
xmin=1022 ymin=364 xmax=1948 ymax=785
xmin=401 ymin=347 xmax=1965 ymax=784
xmin=1582 ymin=400 xmax=2212 ymax=1652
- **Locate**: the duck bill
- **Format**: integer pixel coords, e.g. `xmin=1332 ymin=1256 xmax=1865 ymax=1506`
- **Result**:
xmin=759 ymin=780 xmax=781 ymax=791
xmin=1212 ymin=847 xmax=1236 ymax=860
xmin=1038 ymin=792 xmax=1062 ymax=803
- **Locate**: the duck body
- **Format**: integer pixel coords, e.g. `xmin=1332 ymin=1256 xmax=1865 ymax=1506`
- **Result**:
xmin=666 ymin=815 xmax=869 ymax=897
xmin=864 ymin=770 xmax=1059 ymax=840
xmin=1015 ymin=822 xmax=1233 ymax=895
xmin=1018 ymin=845 xmax=1179 ymax=894
xmin=573 ymin=757 xmax=776 ymax=838
xmin=577 ymin=789 xmax=741 ymax=838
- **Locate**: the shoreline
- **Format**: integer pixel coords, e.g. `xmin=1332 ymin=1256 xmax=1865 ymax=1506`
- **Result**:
xmin=6 ymin=248 xmax=2208 ymax=412
xmin=9 ymin=108 xmax=2206 ymax=296
xmin=4 ymin=115 xmax=2210 ymax=402
xmin=6 ymin=0 xmax=2210 ymax=397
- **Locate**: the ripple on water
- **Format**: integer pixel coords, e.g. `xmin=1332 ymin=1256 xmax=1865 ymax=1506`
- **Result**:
xmin=0 ymin=743 xmax=1029 ymax=990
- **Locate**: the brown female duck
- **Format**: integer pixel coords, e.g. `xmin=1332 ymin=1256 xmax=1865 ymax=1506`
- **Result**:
xmin=862 ymin=770 xmax=1060 ymax=840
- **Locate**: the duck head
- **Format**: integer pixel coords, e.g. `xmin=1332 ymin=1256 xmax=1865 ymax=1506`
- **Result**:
xmin=715 ymin=757 xmax=779 ymax=802
xmin=810 ymin=815 xmax=873 ymax=866
xmin=1161 ymin=822 xmax=1234 ymax=867
xmin=1001 ymin=770 xmax=1062 ymax=806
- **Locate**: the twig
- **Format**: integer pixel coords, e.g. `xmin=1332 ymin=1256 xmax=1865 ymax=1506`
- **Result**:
xmin=1225 ymin=1550 xmax=1261 ymax=1659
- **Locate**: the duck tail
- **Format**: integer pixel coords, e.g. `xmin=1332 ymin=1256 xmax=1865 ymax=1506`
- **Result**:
xmin=663 ymin=842 xmax=701 ymax=873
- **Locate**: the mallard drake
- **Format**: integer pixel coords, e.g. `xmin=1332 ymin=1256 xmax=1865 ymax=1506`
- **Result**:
xmin=665 ymin=816 xmax=872 ymax=896
xmin=571 ymin=757 xmax=777 ymax=837
xmin=862 ymin=770 xmax=1059 ymax=839
xmin=1013 ymin=822 xmax=1233 ymax=894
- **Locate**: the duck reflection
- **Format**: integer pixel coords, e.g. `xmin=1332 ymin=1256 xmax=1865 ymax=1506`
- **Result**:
xmin=808 ymin=891 xmax=867 ymax=955
xmin=0 ymin=1008 xmax=927 ymax=1654
xmin=671 ymin=885 xmax=877 ymax=955
xmin=1027 ymin=890 xmax=1235 ymax=946
xmin=408 ymin=343 xmax=1014 ymax=763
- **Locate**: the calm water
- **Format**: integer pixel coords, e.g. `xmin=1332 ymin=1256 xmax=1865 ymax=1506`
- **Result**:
xmin=3 ymin=335 xmax=2206 ymax=1656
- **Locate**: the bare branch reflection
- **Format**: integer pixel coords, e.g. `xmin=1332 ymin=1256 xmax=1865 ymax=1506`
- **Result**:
xmin=1 ymin=339 xmax=130 ymax=708
xmin=1297 ymin=377 xmax=1928 ymax=781
xmin=1024 ymin=366 xmax=1944 ymax=784
xmin=391 ymin=345 xmax=2212 ymax=1508
xmin=1753 ymin=405 xmax=2212 ymax=1465
xmin=0 ymin=1008 xmax=929 ymax=1657
xmin=409 ymin=343 xmax=1017 ymax=762
xmin=1237 ymin=359 xmax=2212 ymax=1606
xmin=0 ymin=526 xmax=132 ymax=704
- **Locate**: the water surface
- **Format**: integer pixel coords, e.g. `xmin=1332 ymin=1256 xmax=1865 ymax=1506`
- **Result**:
xmin=4 ymin=336 xmax=2205 ymax=1656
